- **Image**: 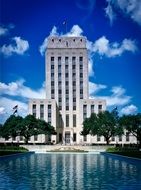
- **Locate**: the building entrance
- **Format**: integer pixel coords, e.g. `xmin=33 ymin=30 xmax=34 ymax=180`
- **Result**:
xmin=65 ymin=132 xmax=70 ymax=144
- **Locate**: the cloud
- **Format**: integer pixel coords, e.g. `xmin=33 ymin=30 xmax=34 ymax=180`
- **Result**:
xmin=0 ymin=37 xmax=29 ymax=56
xmin=91 ymin=36 xmax=137 ymax=57
xmin=0 ymin=107 xmax=6 ymax=115
xmin=0 ymin=79 xmax=45 ymax=123
xmin=105 ymin=0 xmax=141 ymax=26
xmin=0 ymin=26 xmax=8 ymax=36
xmin=0 ymin=79 xmax=45 ymax=99
xmin=89 ymin=83 xmax=131 ymax=107
xmin=105 ymin=0 xmax=116 ymax=25
xmin=121 ymin=104 xmax=138 ymax=115
xmin=89 ymin=82 xmax=107 ymax=95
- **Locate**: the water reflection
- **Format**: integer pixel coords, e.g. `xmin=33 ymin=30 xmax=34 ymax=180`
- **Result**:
xmin=0 ymin=153 xmax=141 ymax=190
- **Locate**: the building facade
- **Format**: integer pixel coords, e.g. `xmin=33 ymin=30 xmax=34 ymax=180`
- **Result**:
xmin=28 ymin=36 xmax=107 ymax=144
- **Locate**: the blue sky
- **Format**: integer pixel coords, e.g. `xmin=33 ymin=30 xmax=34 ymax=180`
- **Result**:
xmin=0 ymin=0 xmax=141 ymax=123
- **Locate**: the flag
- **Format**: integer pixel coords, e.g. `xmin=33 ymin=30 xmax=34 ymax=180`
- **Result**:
xmin=13 ymin=109 xmax=17 ymax=114
xmin=13 ymin=105 xmax=18 ymax=110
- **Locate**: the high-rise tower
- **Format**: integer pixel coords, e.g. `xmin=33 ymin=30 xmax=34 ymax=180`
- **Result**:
xmin=29 ymin=36 xmax=106 ymax=144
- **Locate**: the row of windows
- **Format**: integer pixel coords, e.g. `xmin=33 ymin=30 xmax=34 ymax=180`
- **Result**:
xmin=83 ymin=104 xmax=103 ymax=120
xmin=66 ymin=114 xmax=76 ymax=127
xmin=83 ymin=134 xmax=130 ymax=142
xmin=32 ymin=104 xmax=52 ymax=123
xmin=51 ymin=56 xmax=83 ymax=64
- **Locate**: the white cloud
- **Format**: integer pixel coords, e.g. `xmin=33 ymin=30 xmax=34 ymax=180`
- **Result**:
xmin=91 ymin=36 xmax=137 ymax=57
xmin=105 ymin=0 xmax=141 ymax=26
xmin=121 ymin=104 xmax=138 ymax=115
xmin=0 ymin=79 xmax=45 ymax=123
xmin=0 ymin=107 xmax=6 ymax=115
xmin=89 ymin=82 xmax=107 ymax=95
xmin=0 ymin=36 xmax=29 ymax=56
xmin=65 ymin=25 xmax=83 ymax=37
xmin=105 ymin=0 xmax=116 ymax=25
xmin=89 ymin=83 xmax=131 ymax=107
xmin=0 ymin=97 xmax=28 ymax=124
xmin=0 ymin=79 xmax=45 ymax=99
xmin=0 ymin=26 xmax=8 ymax=36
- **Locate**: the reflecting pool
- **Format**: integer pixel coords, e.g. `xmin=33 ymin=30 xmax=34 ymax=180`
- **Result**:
xmin=0 ymin=153 xmax=141 ymax=190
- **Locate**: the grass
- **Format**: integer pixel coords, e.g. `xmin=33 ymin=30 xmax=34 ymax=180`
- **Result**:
xmin=0 ymin=145 xmax=28 ymax=156
xmin=106 ymin=147 xmax=141 ymax=159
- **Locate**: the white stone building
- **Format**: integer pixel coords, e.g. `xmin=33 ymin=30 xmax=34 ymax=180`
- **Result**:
xmin=28 ymin=36 xmax=107 ymax=144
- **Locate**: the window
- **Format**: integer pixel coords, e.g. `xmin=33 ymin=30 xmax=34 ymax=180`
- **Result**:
xmin=84 ymin=135 xmax=87 ymax=142
xmin=80 ymin=89 xmax=83 ymax=98
xmin=51 ymin=65 xmax=54 ymax=69
xmin=51 ymin=57 xmax=54 ymax=62
xmin=66 ymin=106 xmax=69 ymax=111
xmin=73 ymin=105 xmax=76 ymax=110
xmin=91 ymin=105 xmax=94 ymax=113
xmin=111 ymin=136 xmax=115 ymax=141
xmin=59 ymin=133 xmax=62 ymax=142
xmin=48 ymin=105 xmax=51 ymax=122
xmin=83 ymin=105 xmax=87 ymax=120
xmin=66 ymin=114 xmax=69 ymax=127
xmin=119 ymin=135 xmax=122 ymax=141
xmin=97 ymin=135 xmax=101 ymax=141
xmin=65 ymin=73 xmax=69 ymax=78
xmin=72 ymin=65 xmax=76 ymax=69
xmin=66 ymin=89 xmax=69 ymax=94
xmin=51 ymin=81 xmax=54 ymax=86
xmin=58 ymin=89 xmax=62 ymax=94
xmin=51 ymin=73 xmax=54 ymax=77
xmin=34 ymin=135 xmax=38 ymax=141
xmin=73 ymin=114 xmax=76 ymax=127
xmin=20 ymin=136 xmax=23 ymax=141
xmin=73 ymin=81 xmax=76 ymax=86
xmin=79 ymin=56 xmax=83 ymax=65
xmin=51 ymin=89 xmax=54 ymax=94
xmin=73 ymin=98 xmax=76 ymax=102
xmin=59 ymin=98 xmax=62 ymax=102
xmin=72 ymin=56 xmax=76 ymax=64
xmin=80 ymin=73 xmax=83 ymax=78
xmin=33 ymin=104 xmax=36 ymax=117
xmin=126 ymin=132 xmax=129 ymax=141
xmin=66 ymin=81 xmax=69 ymax=86
xmin=73 ymin=133 xmax=76 ymax=142
xmin=98 ymin=105 xmax=102 ymax=109
xmin=58 ymin=57 xmax=61 ymax=64
xmin=40 ymin=112 xmax=44 ymax=120
xmin=65 ymin=57 xmax=69 ymax=64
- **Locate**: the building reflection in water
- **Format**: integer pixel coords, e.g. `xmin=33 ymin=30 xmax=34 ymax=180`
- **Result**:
xmin=0 ymin=153 xmax=141 ymax=189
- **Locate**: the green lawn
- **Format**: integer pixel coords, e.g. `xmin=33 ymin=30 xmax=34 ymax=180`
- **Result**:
xmin=108 ymin=151 xmax=141 ymax=159
xmin=0 ymin=146 xmax=28 ymax=156
xmin=106 ymin=147 xmax=141 ymax=159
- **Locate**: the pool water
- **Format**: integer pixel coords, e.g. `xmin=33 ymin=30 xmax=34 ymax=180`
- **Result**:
xmin=0 ymin=153 xmax=141 ymax=190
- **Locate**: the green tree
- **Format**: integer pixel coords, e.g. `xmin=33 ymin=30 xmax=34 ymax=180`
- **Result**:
xmin=119 ymin=113 xmax=141 ymax=148
xmin=19 ymin=115 xmax=56 ymax=144
xmin=18 ymin=114 xmax=39 ymax=144
xmin=81 ymin=110 xmax=123 ymax=145
xmin=0 ymin=115 xmax=23 ymax=140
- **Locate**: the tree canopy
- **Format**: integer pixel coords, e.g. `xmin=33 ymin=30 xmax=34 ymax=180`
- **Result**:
xmin=81 ymin=110 xmax=123 ymax=145
xmin=0 ymin=114 xmax=56 ymax=144
xmin=119 ymin=113 xmax=141 ymax=147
